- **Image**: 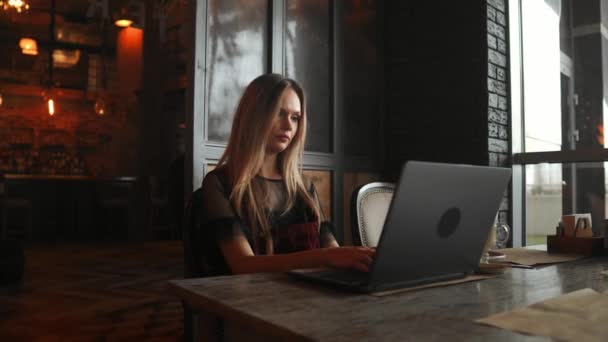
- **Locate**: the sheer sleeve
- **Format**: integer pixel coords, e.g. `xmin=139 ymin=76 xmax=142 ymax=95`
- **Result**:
xmin=308 ymin=180 xmax=338 ymax=247
xmin=200 ymin=171 xmax=252 ymax=244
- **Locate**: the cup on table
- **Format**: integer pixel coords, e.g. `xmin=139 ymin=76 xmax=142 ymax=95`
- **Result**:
xmin=480 ymin=225 xmax=497 ymax=264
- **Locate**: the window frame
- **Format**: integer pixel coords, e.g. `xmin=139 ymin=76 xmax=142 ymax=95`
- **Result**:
xmin=185 ymin=0 xmax=383 ymax=244
xmin=509 ymin=0 xmax=608 ymax=246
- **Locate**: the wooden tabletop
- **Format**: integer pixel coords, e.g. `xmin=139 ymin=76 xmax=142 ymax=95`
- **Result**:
xmin=169 ymin=256 xmax=608 ymax=341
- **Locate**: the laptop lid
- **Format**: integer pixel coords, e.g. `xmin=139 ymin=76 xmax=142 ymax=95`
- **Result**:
xmin=367 ymin=161 xmax=512 ymax=290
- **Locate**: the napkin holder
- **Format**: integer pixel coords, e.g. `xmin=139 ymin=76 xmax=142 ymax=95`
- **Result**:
xmin=546 ymin=235 xmax=605 ymax=256
xmin=547 ymin=214 xmax=605 ymax=256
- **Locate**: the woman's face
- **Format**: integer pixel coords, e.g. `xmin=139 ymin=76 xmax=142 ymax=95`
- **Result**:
xmin=265 ymin=87 xmax=301 ymax=155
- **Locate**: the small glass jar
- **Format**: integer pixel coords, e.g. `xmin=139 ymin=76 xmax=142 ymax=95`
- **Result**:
xmin=495 ymin=223 xmax=510 ymax=249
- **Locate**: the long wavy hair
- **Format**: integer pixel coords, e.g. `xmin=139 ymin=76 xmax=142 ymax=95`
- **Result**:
xmin=216 ymin=73 xmax=320 ymax=254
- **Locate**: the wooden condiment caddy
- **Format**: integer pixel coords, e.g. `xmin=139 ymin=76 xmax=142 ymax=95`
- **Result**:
xmin=546 ymin=235 xmax=605 ymax=256
xmin=547 ymin=214 xmax=606 ymax=256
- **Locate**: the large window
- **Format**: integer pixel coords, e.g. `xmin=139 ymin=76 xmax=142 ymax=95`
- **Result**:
xmin=521 ymin=0 xmax=563 ymax=153
xmin=206 ymin=0 xmax=269 ymax=143
xmin=511 ymin=0 xmax=608 ymax=245
xmin=285 ymin=0 xmax=332 ymax=153
xmin=190 ymin=1 xmax=382 ymax=243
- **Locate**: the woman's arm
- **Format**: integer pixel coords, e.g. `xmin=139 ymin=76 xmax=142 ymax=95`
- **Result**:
xmin=325 ymin=239 xmax=339 ymax=248
xmin=308 ymin=181 xmax=340 ymax=248
xmin=320 ymin=222 xmax=339 ymax=248
xmin=220 ymin=235 xmax=374 ymax=274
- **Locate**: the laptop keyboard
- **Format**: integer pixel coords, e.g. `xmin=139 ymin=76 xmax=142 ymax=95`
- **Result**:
xmin=313 ymin=269 xmax=370 ymax=286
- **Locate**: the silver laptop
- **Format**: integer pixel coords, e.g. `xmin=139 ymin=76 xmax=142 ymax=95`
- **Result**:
xmin=289 ymin=161 xmax=512 ymax=293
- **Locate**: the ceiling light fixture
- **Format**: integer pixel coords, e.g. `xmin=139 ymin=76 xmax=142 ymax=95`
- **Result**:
xmin=114 ymin=19 xmax=133 ymax=27
xmin=0 ymin=0 xmax=30 ymax=13
xmin=114 ymin=6 xmax=134 ymax=27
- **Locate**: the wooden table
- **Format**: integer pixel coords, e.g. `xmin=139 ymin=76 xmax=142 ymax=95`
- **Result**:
xmin=169 ymin=256 xmax=608 ymax=341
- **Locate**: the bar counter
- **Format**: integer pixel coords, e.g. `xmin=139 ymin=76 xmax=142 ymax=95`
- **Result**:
xmin=2 ymin=174 xmax=137 ymax=240
xmin=5 ymin=174 xmax=136 ymax=181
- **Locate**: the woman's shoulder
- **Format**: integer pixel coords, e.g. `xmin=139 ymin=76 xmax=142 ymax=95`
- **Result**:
xmin=204 ymin=167 xmax=226 ymax=180
xmin=202 ymin=167 xmax=230 ymax=192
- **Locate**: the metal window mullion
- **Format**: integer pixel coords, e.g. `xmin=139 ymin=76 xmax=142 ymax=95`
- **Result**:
xmin=513 ymin=149 xmax=608 ymax=164
xmin=271 ymin=0 xmax=285 ymax=74
xmin=186 ymin=0 xmax=208 ymax=191
xmin=332 ymin=0 xmax=344 ymax=244
xmin=508 ymin=0 xmax=525 ymax=246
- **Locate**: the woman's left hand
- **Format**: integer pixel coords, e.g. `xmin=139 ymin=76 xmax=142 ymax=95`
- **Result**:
xmin=322 ymin=246 xmax=376 ymax=272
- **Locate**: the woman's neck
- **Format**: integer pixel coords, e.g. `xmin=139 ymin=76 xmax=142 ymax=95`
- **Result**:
xmin=259 ymin=153 xmax=282 ymax=180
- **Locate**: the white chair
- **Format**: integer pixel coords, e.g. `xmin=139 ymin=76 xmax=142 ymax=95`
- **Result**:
xmin=351 ymin=182 xmax=395 ymax=247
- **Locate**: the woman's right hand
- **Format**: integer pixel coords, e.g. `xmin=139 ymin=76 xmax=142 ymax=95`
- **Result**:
xmin=322 ymin=247 xmax=375 ymax=272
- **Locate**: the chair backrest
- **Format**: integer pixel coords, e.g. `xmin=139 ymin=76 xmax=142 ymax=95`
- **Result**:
xmin=183 ymin=187 xmax=234 ymax=278
xmin=350 ymin=182 xmax=395 ymax=247
xmin=98 ymin=178 xmax=136 ymax=206
xmin=0 ymin=173 xmax=5 ymax=199
xmin=149 ymin=175 xmax=168 ymax=201
xmin=182 ymin=188 xmax=206 ymax=278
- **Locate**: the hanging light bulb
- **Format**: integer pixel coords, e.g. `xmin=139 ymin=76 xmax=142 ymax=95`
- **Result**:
xmin=42 ymin=89 xmax=56 ymax=116
xmin=47 ymin=98 xmax=55 ymax=116
xmin=0 ymin=93 xmax=3 ymax=107
xmin=94 ymin=97 xmax=106 ymax=116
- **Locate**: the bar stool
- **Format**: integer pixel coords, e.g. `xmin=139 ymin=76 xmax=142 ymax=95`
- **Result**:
xmin=97 ymin=177 xmax=136 ymax=240
xmin=1 ymin=175 xmax=33 ymax=241
xmin=148 ymin=175 xmax=174 ymax=239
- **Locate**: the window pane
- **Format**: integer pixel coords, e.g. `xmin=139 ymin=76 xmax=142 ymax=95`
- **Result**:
xmin=285 ymin=0 xmax=332 ymax=153
xmin=0 ymin=8 xmax=51 ymax=87
xmin=525 ymin=163 xmax=563 ymax=245
xmin=207 ymin=0 xmax=268 ymax=143
xmin=342 ymin=0 xmax=379 ymax=157
xmin=521 ymin=0 xmax=563 ymax=152
xmin=559 ymin=0 xmax=573 ymax=58
xmin=525 ymin=162 xmax=606 ymax=246
xmin=51 ymin=48 xmax=89 ymax=90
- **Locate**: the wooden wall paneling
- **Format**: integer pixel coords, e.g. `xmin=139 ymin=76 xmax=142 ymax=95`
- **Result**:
xmin=303 ymin=169 xmax=332 ymax=221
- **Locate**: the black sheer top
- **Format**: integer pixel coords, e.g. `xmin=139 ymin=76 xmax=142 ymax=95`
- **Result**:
xmin=199 ymin=168 xmax=336 ymax=275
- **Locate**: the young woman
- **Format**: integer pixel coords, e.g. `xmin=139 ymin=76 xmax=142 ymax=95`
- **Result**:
xmin=199 ymin=73 xmax=374 ymax=275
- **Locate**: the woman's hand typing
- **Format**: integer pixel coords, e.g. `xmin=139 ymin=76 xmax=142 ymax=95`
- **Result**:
xmin=322 ymin=247 xmax=376 ymax=272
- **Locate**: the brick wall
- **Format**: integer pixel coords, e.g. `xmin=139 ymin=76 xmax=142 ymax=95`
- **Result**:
xmin=486 ymin=0 xmax=511 ymax=225
xmin=0 ymin=93 xmax=139 ymax=177
xmin=383 ymin=0 xmax=512 ymax=230
xmin=383 ymin=0 xmax=488 ymax=179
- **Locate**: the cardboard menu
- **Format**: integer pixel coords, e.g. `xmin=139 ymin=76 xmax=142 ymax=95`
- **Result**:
xmin=499 ymin=247 xmax=584 ymax=267
xmin=476 ymin=288 xmax=608 ymax=342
